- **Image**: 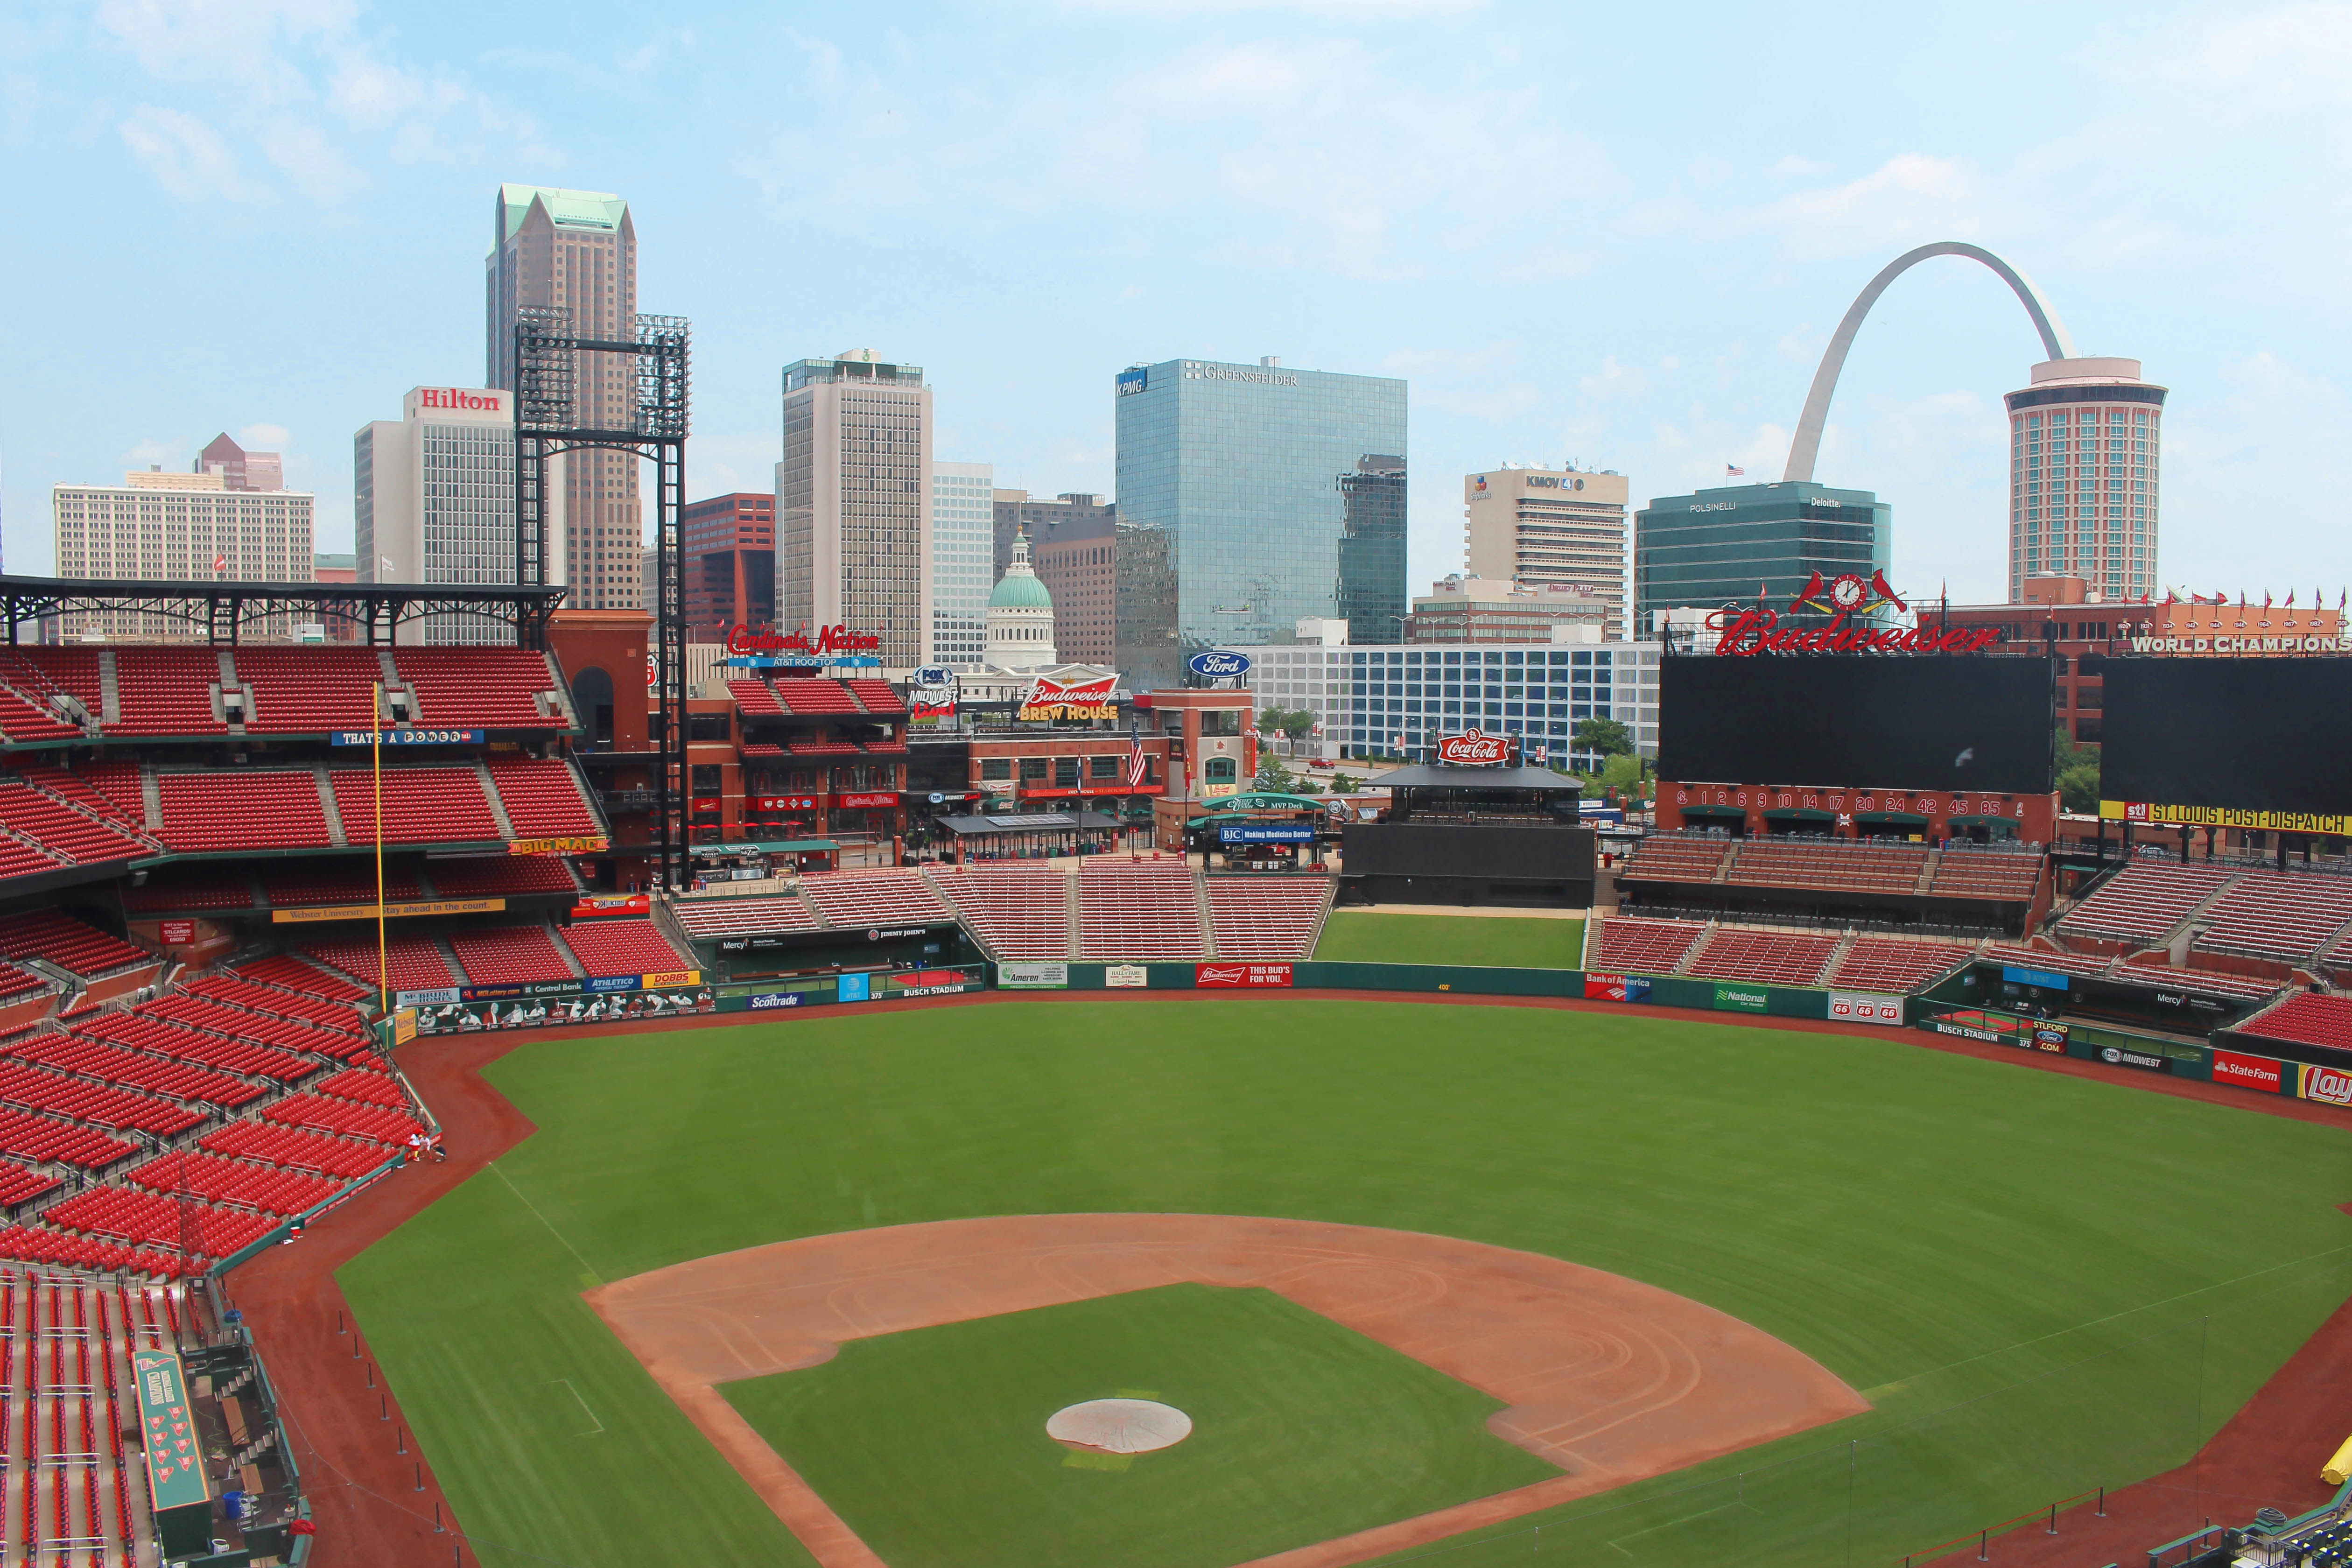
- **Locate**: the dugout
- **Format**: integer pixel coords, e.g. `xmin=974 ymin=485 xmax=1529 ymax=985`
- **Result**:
xmin=1339 ymin=765 xmax=1593 ymax=908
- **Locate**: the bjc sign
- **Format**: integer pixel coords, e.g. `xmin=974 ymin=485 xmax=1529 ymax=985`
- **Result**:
xmin=727 ymin=624 xmax=882 ymax=656
xmin=418 ymin=388 xmax=503 ymax=412
xmin=1435 ymin=728 xmax=1512 ymax=765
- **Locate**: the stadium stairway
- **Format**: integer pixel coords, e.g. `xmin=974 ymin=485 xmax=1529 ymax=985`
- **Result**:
xmin=1197 ymin=871 xmax=1219 ymax=958
xmin=472 ymin=763 xmax=519 ymax=839
xmin=1064 ymin=874 xmax=1084 ymax=958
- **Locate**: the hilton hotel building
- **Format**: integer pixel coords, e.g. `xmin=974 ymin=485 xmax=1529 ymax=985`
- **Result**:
xmin=356 ymin=386 xmax=517 ymax=643
xmin=1463 ymin=465 xmax=1630 ymax=640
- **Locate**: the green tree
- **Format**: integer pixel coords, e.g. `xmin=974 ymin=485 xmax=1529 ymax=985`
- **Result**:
xmin=2054 ymin=726 xmax=2101 ymax=815
xmin=1253 ymin=752 xmax=1296 ymax=792
xmin=1597 ymin=752 xmax=1646 ymax=794
xmin=1572 ymin=717 xmax=1635 ymax=757
xmin=1257 ymin=706 xmax=1317 ymax=740
xmin=1329 ymin=771 xmax=1363 ymax=793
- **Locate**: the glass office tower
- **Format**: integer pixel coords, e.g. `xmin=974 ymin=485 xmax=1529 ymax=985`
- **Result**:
xmin=1114 ymin=358 xmax=1407 ymax=657
xmin=1633 ymin=481 xmax=1889 ymax=629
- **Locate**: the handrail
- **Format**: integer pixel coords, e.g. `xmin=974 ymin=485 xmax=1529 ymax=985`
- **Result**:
xmin=1900 ymin=1487 xmax=2104 ymax=1566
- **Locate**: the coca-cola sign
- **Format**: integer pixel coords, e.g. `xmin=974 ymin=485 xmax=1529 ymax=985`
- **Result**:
xmin=1435 ymin=727 xmax=1513 ymax=766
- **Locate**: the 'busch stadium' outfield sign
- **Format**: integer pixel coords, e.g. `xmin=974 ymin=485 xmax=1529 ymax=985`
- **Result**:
xmin=1710 ymin=570 xmax=2001 ymax=656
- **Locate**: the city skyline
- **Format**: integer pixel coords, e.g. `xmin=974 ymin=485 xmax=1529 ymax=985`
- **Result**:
xmin=2 ymin=4 xmax=2346 ymax=611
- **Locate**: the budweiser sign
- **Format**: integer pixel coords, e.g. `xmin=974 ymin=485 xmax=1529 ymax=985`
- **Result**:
xmin=726 ymin=624 xmax=883 ymax=656
xmin=1435 ymin=727 xmax=1513 ymax=766
xmin=1709 ymin=570 xmax=2001 ymax=656
xmin=1018 ymin=673 xmax=1118 ymax=722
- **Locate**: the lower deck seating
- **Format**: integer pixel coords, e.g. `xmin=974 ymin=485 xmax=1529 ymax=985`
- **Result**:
xmin=1726 ymin=840 xmax=1928 ymax=896
xmin=928 ymin=868 xmax=1071 ymax=958
xmin=2237 ymin=992 xmax=2352 ymax=1050
xmin=670 ymin=897 xmax=821 ymax=938
xmin=1928 ymin=851 xmax=2043 ymax=902
xmin=1079 ymin=869 xmax=1203 ymax=960
xmin=1588 ymin=917 xmax=1706 ymax=975
xmin=260 ymin=863 xmax=425 ymax=909
xmin=124 ymin=1153 xmax=340 ymax=1216
xmin=799 ymin=870 xmax=955 ymax=928
xmin=1620 ymin=835 xmax=1733 ymax=883
xmin=1685 ymin=928 xmax=1839 ymax=987
xmin=449 ymin=925 xmax=575 ymax=986
xmin=1828 ymin=938 xmax=1978 ymax=995
xmin=2057 ymin=861 xmax=2239 ymax=944
xmin=1205 ymin=877 xmax=1330 ymax=960
xmin=293 ymin=933 xmax=458 ymax=995
xmin=232 ymin=953 xmax=373 ymax=1003
xmin=558 ymin=918 xmax=690 ymax=977
xmin=2191 ymin=872 xmax=2352 ymax=965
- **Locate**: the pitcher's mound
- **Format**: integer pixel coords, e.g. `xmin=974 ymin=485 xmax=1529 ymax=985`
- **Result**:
xmin=1047 ymin=1398 xmax=1192 ymax=1454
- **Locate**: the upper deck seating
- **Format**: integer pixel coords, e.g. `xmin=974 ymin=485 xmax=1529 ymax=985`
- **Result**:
xmin=799 ymin=870 xmax=953 ymax=929
xmin=0 ymin=682 xmax=79 ymax=742
xmin=232 ymin=647 xmax=386 ymax=732
xmin=484 ymin=757 xmax=600 ymax=837
xmin=2056 ymin=862 xmax=2238 ymax=944
xmin=156 ymin=771 xmax=331 ymax=852
xmin=109 ymin=649 xmax=225 ymax=735
xmin=428 ymin=855 xmax=581 ymax=899
xmin=928 ymin=867 xmax=1071 ymax=958
xmin=2190 ymin=872 xmax=2352 ymax=965
xmin=1205 ymin=877 xmax=1331 ymax=960
xmin=259 ymin=863 xmax=424 ymax=909
xmin=394 ymin=648 xmax=569 ymax=729
xmin=1620 ymin=835 xmax=1733 ymax=883
xmin=1685 ymin=928 xmax=1839 ymax=986
xmin=1726 ymin=840 xmax=1929 ymax=895
xmin=1078 ymin=865 xmax=1203 ymax=960
xmin=1589 ymin=917 xmax=1706 ymax=975
xmin=0 ymin=912 xmax=149 ymax=979
xmin=1928 ymin=850 xmax=2043 ymax=902
xmin=0 ymin=648 xmax=101 ymax=726
xmin=327 ymin=767 xmax=499 ymax=846
xmin=1828 ymin=938 xmax=1976 ymax=994
xmin=0 ymin=778 xmax=147 ymax=865
xmin=558 ymin=918 xmax=690 ymax=977
xmin=232 ymin=953 xmax=373 ymax=1003
xmin=11 ymin=761 xmax=147 ymax=835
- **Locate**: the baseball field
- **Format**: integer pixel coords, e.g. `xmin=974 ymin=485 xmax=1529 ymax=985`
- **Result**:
xmin=1310 ymin=911 xmax=1583 ymax=967
xmin=336 ymin=997 xmax=2352 ymax=1568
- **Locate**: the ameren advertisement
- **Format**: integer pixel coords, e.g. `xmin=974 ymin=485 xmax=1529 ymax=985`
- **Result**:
xmin=2101 ymin=800 xmax=2352 ymax=837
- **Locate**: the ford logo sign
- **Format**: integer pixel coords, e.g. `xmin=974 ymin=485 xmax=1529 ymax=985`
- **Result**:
xmin=1188 ymin=650 xmax=1252 ymax=678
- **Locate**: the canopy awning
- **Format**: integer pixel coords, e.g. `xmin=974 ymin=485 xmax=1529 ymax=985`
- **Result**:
xmin=1678 ymin=803 xmax=1746 ymax=818
xmin=690 ymin=839 xmax=841 ymax=855
xmin=1854 ymin=811 xmax=1930 ymax=824
xmin=1761 ymin=807 xmax=1837 ymax=821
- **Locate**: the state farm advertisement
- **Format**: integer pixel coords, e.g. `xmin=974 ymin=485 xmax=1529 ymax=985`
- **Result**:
xmin=2209 ymin=1049 xmax=2282 ymax=1094
xmin=1195 ymin=963 xmax=1292 ymax=988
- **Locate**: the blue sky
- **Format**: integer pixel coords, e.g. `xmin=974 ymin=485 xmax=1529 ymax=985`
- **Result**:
xmin=4 ymin=0 xmax=2349 ymax=605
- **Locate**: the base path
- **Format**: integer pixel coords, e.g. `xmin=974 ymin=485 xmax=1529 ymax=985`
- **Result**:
xmin=586 ymin=1212 xmax=1870 ymax=1568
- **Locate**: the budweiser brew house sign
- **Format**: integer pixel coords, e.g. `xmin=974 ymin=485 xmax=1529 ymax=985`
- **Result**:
xmin=1436 ymin=728 xmax=1514 ymax=766
xmin=1709 ymin=571 xmax=2002 ymax=656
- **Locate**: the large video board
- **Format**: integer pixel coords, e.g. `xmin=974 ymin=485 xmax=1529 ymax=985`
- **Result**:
xmin=2098 ymin=658 xmax=2352 ymax=830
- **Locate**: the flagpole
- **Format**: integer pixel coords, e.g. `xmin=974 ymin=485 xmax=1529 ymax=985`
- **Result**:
xmin=373 ymin=682 xmax=387 ymax=1019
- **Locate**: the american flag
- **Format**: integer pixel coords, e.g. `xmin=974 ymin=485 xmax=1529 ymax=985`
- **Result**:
xmin=1124 ymin=722 xmax=1149 ymax=788
xmin=1725 ymin=464 xmax=1745 ymax=477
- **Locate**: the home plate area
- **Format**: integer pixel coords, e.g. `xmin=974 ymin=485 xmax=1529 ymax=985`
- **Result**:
xmin=585 ymin=1213 xmax=1867 ymax=1568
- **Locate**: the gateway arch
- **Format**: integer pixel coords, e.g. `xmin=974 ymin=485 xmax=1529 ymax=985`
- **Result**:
xmin=1782 ymin=242 xmax=2075 ymax=483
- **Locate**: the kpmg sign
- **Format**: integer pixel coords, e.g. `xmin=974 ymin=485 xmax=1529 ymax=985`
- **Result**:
xmin=1116 ymin=367 xmax=1149 ymax=397
xmin=1188 ymin=649 xmax=1252 ymax=679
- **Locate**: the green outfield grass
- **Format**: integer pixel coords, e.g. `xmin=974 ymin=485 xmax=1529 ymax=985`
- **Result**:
xmin=722 ymin=1282 xmax=1556 ymax=1568
xmin=337 ymin=1000 xmax=2352 ymax=1568
xmin=1310 ymin=910 xmax=1584 ymax=967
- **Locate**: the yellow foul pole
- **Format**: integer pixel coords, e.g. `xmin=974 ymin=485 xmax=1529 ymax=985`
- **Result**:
xmin=373 ymin=682 xmax=387 ymax=1018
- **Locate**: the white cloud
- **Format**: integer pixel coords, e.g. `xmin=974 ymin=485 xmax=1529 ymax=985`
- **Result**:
xmin=239 ymin=423 xmax=289 ymax=447
xmin=119 ymin=104 xmax=267 ymax=202
xmin=1759 ymin=153 xmax=2007 ymax=259
xmin=1772 ymin=154 xmax=1830 ymax=176
xmin=1578 ymin=357 xmax=1647 ymax=401
xmin=1060 ymin=0 xmax=1485 ymax=16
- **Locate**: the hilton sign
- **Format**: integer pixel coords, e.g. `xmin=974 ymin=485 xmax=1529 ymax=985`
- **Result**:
xmin=415 ymin=388 xmax=505 ymax=412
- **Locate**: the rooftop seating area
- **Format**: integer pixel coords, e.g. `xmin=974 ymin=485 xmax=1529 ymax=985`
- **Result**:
xmin=156 ymin=770 xmax=331 ymax=852
xmin=232 ymin=647 xmax=385 ymax=732
xmin=1829 ymin=937 xmax=1978 ymax=995
xmin=2235 ymin=991 xmax=2352 ymax=1051
xmin=393 ymin=647 xmax=570 ymax=729
xmin=1588 ymin=916 xmax=1707 ymax=975
xmin=0 ymin=912 xmax=150 ymax=980
xmin=1080 ymin=865 xmax=1204 ymax=960
xmin=1726 ymin=839 xmax=1929 ymax=896
xmin=111 ymin=648 xmax=226 ymax=735
xmin=294 ymin=932 xmax=458 ymax=995
xmin=928 ymin=867 xmax=1072 ymax=959
xmin=1619 ymin=835 xmax=1733 ymax=883
xmin=558 ymin=918 xmax=690 ymax=977
xmin=799 ymin=869 xmax=954 ymax=929
xmin=428 ymin=854 xmax=581 ymax=900
xmin=2190 ymin=872 xmax=2352 ymax=965
xmin=728 ymin=679 xmax=786 ymax=716
xmin=1685 ymin=927 xmax=1840 ymax=987
xmin=670 ymin=896 xmax=821 ymax=938
xmin=771 ymin=677 xmax=861 ymax=715
xmin=484 ymin=756 xmax=600 ymax=837
xmin=328 ymin=766 xmax=500 ymax=845
xmin=1205 ymin=877 xmax=1330 ymax=960
xmin=843 ymin=679 xmax=906 ymax=714
xmin=1928 ymin=849 xmax=2043 ymax=903
xmin=2056 ymin=861 xmax=2239 ymax=944
xmin=449 ymin=925 xmax=575 ymax=987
